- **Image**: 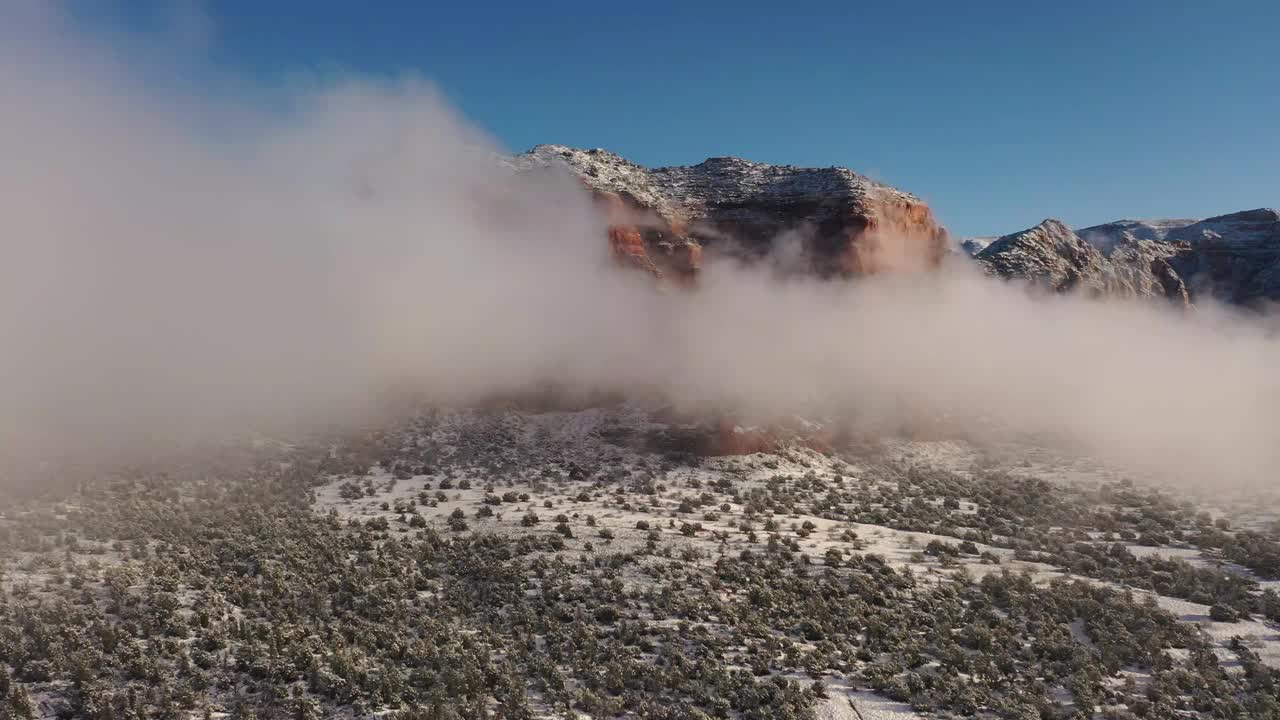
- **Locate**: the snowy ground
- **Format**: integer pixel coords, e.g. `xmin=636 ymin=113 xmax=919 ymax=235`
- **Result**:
xmin=6 ymin=404 xmax=1277 ymax=720
xmin=1152 ymin=594 xmax=1280 ymax=668
xmin=305 ymin=404 xmax=1280 ymax=718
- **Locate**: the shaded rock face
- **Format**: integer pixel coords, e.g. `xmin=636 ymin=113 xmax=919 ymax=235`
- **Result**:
xmin=1078 ymin=209 xmax=1280 ymax=306
xmin=976 ymin=219 xmax=1190 ymax=306
xmin=512 ymin=145 xmax=948 ymax=279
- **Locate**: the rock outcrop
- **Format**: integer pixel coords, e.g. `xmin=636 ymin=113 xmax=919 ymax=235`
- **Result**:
xmin=512 ymin=144 xmax=948 ymax=279
xmin=976 ymin=219 xmax=1190 ymax=305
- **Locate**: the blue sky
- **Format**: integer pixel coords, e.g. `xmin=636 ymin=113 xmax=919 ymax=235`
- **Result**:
xmin=71 ymin=0 xmax=1278 ymax=237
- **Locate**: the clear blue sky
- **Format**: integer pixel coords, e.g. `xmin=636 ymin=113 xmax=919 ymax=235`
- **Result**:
xmin=71 ymin=0 xmax=1278 ymax=237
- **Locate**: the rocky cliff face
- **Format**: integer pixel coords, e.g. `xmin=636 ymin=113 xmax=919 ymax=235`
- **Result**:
xmin=511 ymin=144 xmax=949 ymax=279
xmin=975 ymin=219 xmax=1190 ymax=305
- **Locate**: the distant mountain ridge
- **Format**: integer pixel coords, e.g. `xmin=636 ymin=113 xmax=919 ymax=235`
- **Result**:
xmin=972 ymin=209 xmax=1280 ymax=307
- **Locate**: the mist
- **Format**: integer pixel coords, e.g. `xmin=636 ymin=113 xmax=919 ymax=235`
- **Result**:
xmin=3 ymin=3 xmax=1278 ymax=491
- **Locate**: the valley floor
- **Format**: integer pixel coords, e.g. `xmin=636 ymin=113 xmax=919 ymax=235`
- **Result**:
xmin=3 ymin=405 xmax=1280 ymax=719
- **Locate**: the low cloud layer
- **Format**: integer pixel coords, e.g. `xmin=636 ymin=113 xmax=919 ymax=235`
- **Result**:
xmin=3 ymin=3 xmax=1278 ymax=490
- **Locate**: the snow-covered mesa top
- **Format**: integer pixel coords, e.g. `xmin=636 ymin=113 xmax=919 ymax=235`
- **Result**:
xmin=509 ymin=144 xmax=921 ymax=223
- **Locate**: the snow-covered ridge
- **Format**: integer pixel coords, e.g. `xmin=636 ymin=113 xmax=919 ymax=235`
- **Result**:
xmin=507 ymin=144 xmax=676 ymax=216
xmin=1080 ymin=208 xmax=1280 ymax=252
xmin=1078 ymin=218 xmax=1199 ymax=248
xmin=510 ymin=143 xmax=920 ymax=222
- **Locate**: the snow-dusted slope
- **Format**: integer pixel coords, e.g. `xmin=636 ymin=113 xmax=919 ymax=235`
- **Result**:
xmin=977 ymin=219 xmax=1190 ymax=304
xmin=1080 ymin=209 xmax=1280 ymax=305
xmin=507 ymin=145 xmax=681 ymax=220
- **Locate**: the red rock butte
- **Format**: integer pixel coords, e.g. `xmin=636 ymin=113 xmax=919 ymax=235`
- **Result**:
xmin=511 ymin=144 xmax=949 ymax=285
